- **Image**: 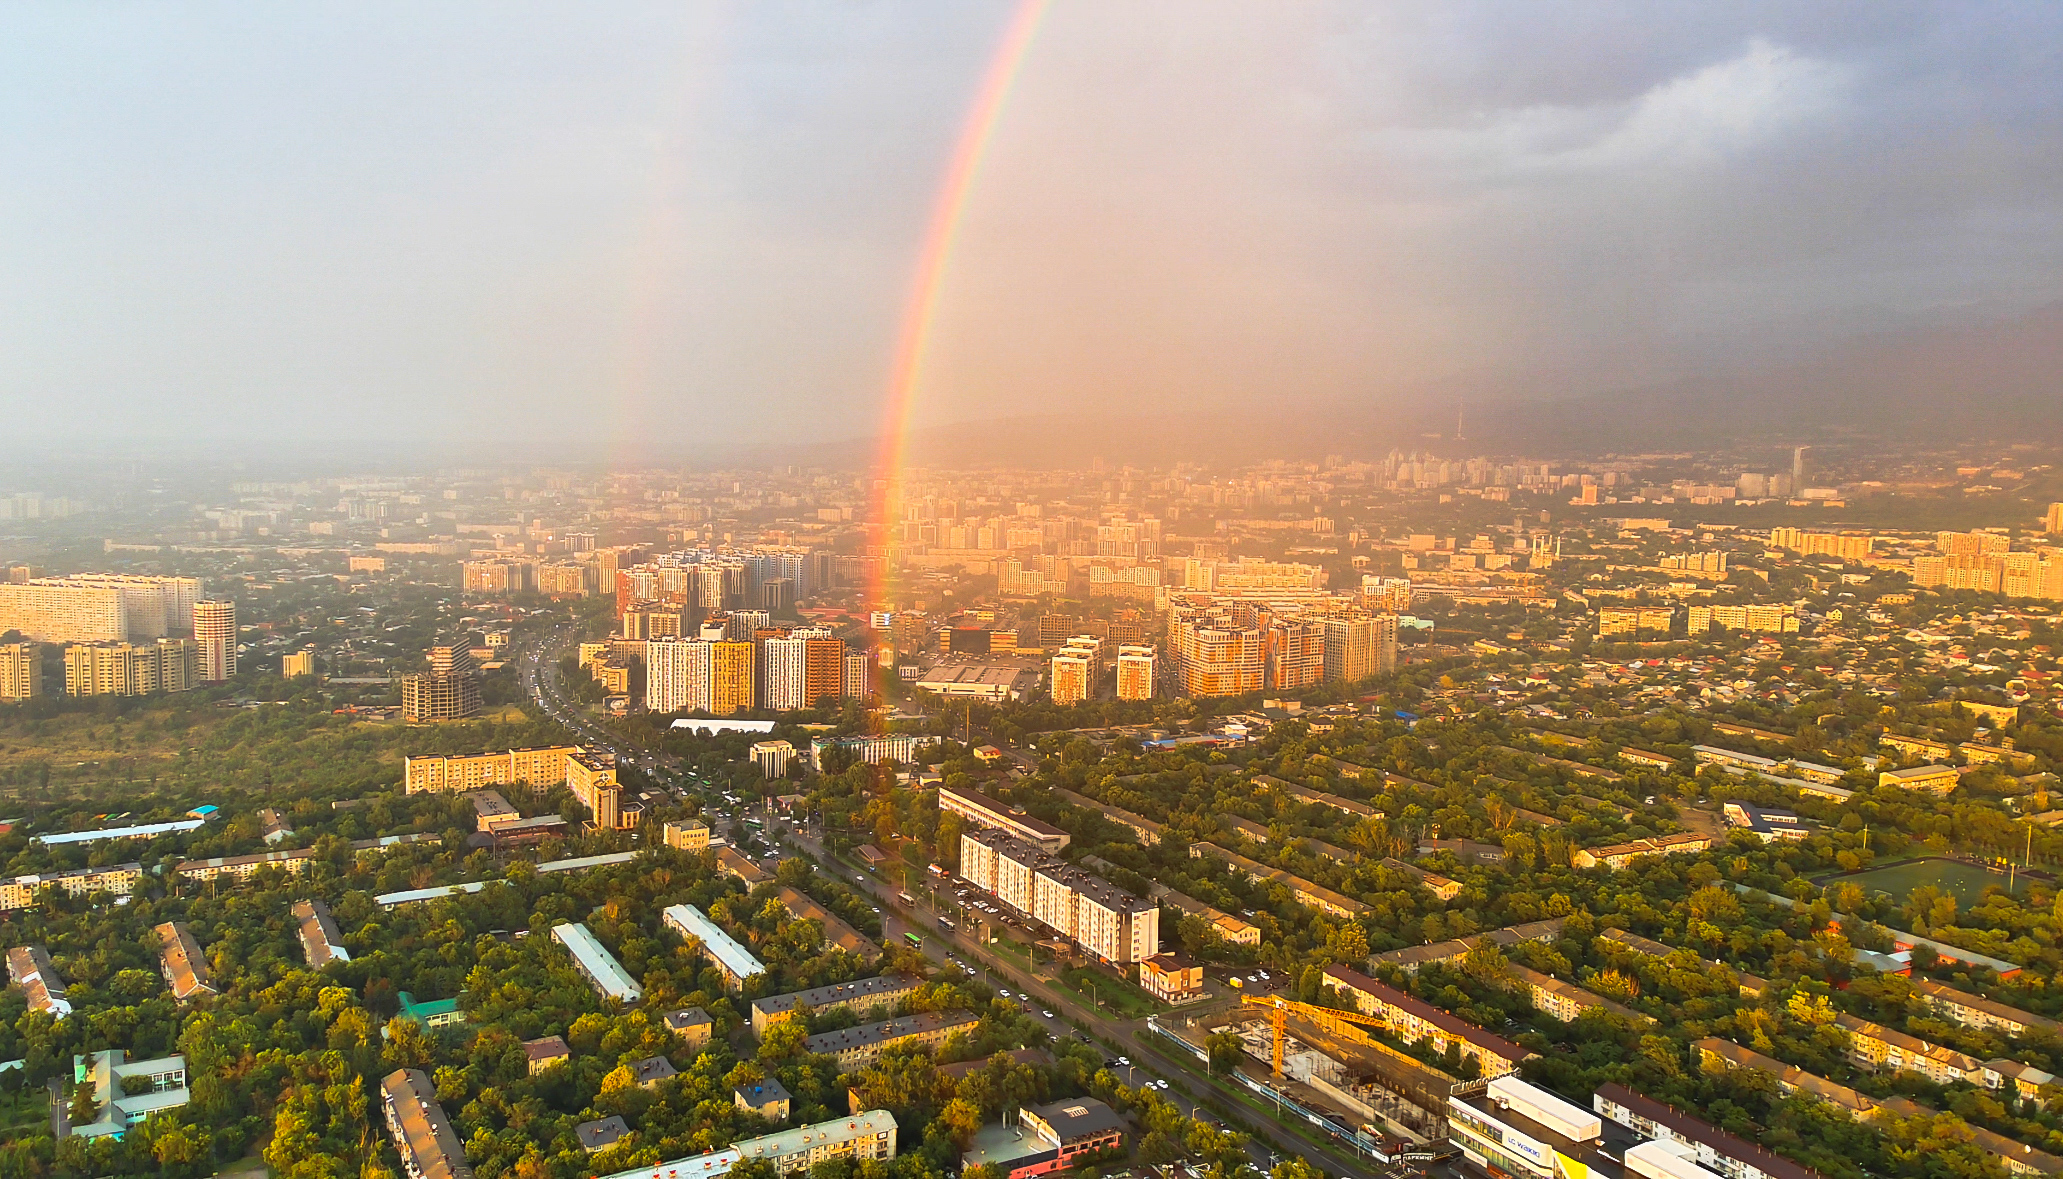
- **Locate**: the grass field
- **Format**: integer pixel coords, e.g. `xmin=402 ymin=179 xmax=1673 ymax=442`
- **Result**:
xmin=1841 ymin=857 xmax=2028 ymax=906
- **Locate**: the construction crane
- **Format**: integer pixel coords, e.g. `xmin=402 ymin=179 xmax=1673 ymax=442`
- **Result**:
xmin=1241 ymin=993 xmax=1393 ymax=1077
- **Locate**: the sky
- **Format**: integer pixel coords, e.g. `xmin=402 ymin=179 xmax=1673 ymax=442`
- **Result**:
xmin=2 ymin=2 xmax=2059 ymax=460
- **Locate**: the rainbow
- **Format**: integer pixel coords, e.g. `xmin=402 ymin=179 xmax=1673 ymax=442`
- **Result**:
xmin=865 ymin=0 xmax=1051 ymax=636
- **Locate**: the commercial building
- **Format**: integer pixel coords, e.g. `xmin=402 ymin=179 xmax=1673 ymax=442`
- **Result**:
xmin=1115 ymin=645 xmax=1156 ymax=701
xmin=664 ymin=818 xmax=712 ymax=851
xmin=401 ymin=644 xmax=481 ymax=721
xmin=596 ymin=1110 xmax=898 ymax=1179
xmin=664 ymin=904 xmax=767 ymax=991
xmin=551 ymin=922 xmax=644 ymax=1004
xmin=380 ymin=1068 xmax=474 ymax=1179
xmin=0 ymin=642 xmax=38 ymax=700
xmin=807 ymin=733 xmax=938 ymax=771
xmin=568 ymin=750 xmax=634 ymax=830
xmin=911 ymin=661 xmax=1039 ymax=702
xmin=1722 ymin=801 xmax=1809 ymax=841
xmin=70 ymin=1050 xmax=190 ymax=1141
xmin=193 ymin=599 xmax=237 ymax=681
xmin=62 ymin=638 xmax=198 ymax=697
xmin=749 ymin=975 xmax=921 ymax=1037
xmin=804 ymin=1010 xmax=980 ymax=1069
xmin=0 ymin=862 xmax=143 ymax=910
xmin=33 ymin=818 xmax=204 ymax=846
xmin=1321 ymin=966 xmax=1532 ymax=1078
xmin=154 ymin=921 xmax=215 ymax=1000
xmin=7 ymin=944 xmax=71 ymax=1018
xmin=403 ymin=745 xmax=582 ymax=794
xmin=1594 ymin=1083 xmax=1824 ymax=1179
xmin=942 ymin=785 xmax=1071 ymax=853
xmin=1448 ymin=1076 xmax=1608 ymax=1179
xmin=752 ymin=740 xmax=796 ymax=779
xmin=293 ymin=900 xmax=351 ymax=968
xmin=961 ymin=1098 xmax=1126 ymax=1179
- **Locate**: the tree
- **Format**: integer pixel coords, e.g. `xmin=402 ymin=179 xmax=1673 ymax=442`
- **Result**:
xmin=1206 ymin=1031 xmax=1244 ymax=1074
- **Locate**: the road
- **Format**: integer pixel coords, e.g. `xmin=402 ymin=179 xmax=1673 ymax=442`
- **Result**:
xmin=517 ymin=622 xmax=685 ymax=783
xmin=789 ymin=825 xmax=1383 ymax=1179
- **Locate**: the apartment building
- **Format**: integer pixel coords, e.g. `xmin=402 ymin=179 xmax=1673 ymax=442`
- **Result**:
xmin=774 ymin=886 xmax=881 ymax=961
xmin=1594 ymin=1084 xmax=1824 ymax=1179
xmin=1573 ymin=834 xmax=1712 ymax=870
xmin=0 ymin=575 xmax=200 ymax=643
xmin=1188 ymin=841 xmax=1369 ymax=918
xmin=1505 ymin=964 xmax=1653 ymax=1025
xmin=380 ymin=1068 xmax=473 ymax=1179
xmin=175 ymin=848 xmax=317 ymax=883
xmin=0 ymin=863 xmax=143 ymax=910
xmin=663 ymin=904 xmax=767 ymax=991
xmin=1835 ymin=1014 xmax=1982 ymax=1084
xmin=193 ymin=600 xmax=237 ymax=681
xmin=749 ymin=975 xmax=921 ymax=1036
xmin=401 ymin=644 xmax=481 ymax=721
xmin=1114 ymin=645 xmax=1156 ymax=700
xmin=804 ymin=1011 xmax=980 ymax=1070
xmin=942 ymin=785 xmax=1071 ymax=852
xmin=7 ymin=945 xmax=71 ymax=1019
xmin=403 ymin=745 xmax=581 ymax=794
xmin=293 ymin=900 xmax=351 ymax=968
xmin=1053 ymin=788 xmax=1162 ymax=846
xmin=1914 ymin=979 xmax=2062 ymax=1038
xmin=154 ymin=922 xmax=215 ymax=1000
xmin=0 ymin=643 xmax=38 ymax=700
xmin=551 ymin=922 xmax=644 ymax=1004
xmin=569 ymin=750 xmax=634 ymax=830
xmin=1380 ymin=857 xmax=1462 ymax=901
xmin=596 ymin=1111 xmax=898 ymax=1179
xmin=806 ymin=733 xmax=937 ymax=771
xmin=63 ymin=638 xmax=198 ymax=697
xmin=1321 ymin=965 xmax=1532 ymax=1078
xmin=1049 ymin=643 xmax=1094 ymax=706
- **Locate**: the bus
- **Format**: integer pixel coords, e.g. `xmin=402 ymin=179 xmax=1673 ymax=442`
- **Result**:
xmin=903 ymin=932 xmax=923 ymax=948
xmin=937 ymin=917 xmax=956 ymax=931
xmin=897 ymin=892 xmax=914 ymax=907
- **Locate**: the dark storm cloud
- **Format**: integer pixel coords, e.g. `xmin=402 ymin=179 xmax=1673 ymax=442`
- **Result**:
xmin=0 ymin=2 xmax=2056 ymax=455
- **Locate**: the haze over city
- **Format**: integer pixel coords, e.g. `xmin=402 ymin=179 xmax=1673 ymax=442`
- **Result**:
xmin=5 ymin=2 xmax=2062 ymax=460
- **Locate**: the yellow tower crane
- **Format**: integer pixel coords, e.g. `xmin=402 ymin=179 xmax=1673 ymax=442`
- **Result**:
xmin=1240 ymin=993 xmax=1394 ymax=1076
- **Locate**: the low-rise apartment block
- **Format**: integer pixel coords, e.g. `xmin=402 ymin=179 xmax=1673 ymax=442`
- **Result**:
xmin=1190 ymin=841 xmax=1369 ymax=918
xmin=1915 ymin=979 xmax=2062 ymax=1038
xmin=775 ymin=886 xmax=881 ymax=961
xmin=154 ymin=921 xmax=215 ymax=1000
xmin=0 ymin=862 xmax=142 ymax=910
xmin=1321 ymin=965 xmax=1532 ymax=1078
xmin=380 ymin=1067 xmax=473 ymax=1179
xmin=1835 ymin=1013 xmax=1982 ymax=1084
xmin=1381 ymin=857 xmax=1462 ymax=900
xmin=1573 ymin=833 xmax=1712 ymax=870
xmin=804 ymin=1011 xmax=980 ymax=1070
xmin=663 ymin=904 xmax=767 ymax=991
xmin=1594 ymin=1083 xmax=1824 ymax=1179
xmin=596 ymin=1111 xmax=898 ymax=1179
xmin=403 ymin=745 xmax=582 ymax=794
xmin=942 ymin=785 xmax=1070 ymax=853
xmin=1879 ymin=764 xmax=1961 ymax=794
xmin=1053 ymin=788 xmax=1162 ymax=846
xmin=750 ymin=975 xmax=921 ymax=1037
xmin=175 ymin=847 xmax=318 ymax=883
xmin=551 ymin=922 xmax=644 ymax=1004
xmin=293 ymin=899 xmax=351 ymax=968
xmin=7 ymin=945 xmax=71 ymax=1019
xmin=1505 ymin=963 xmax=1653 ymax=1025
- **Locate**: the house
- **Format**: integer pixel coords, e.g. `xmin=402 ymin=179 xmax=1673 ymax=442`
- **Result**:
xmin=522 ymin=1035 xmax=570 ymax=1075
xmin=665 ymin=1007 xmax=715 ymax=1050
xmin=578 ymin=1116 xmax=630 ymax=1152
xmin=736 ymin=1077 xmax=793 ymax=1120
xmin=630 ymin=1055 xmax=678 ymax=1088
xmin=1138 ymin=953 xmax=1204 ymax=1003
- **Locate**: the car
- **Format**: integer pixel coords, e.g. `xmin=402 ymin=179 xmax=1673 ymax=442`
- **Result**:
xmin=1042 ymin=1010 xmax=1055 ymax=1019
xmin=1117 ymin=1057 xmax=1129 ymax=1066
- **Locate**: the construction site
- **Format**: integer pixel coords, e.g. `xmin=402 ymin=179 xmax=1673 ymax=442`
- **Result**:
xmin=1152 ymin=991 xmax=1486 ymax=1157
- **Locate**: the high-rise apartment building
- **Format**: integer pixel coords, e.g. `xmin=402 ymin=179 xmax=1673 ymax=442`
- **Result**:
xmin=193 ymin=600 xmax=237 ymax=681
xmin=762 ymin=635 xmax=808 ymax=711
xmin=2048 ymin=503 xmax=2063 ymax=536
xmin=0 ymin=644 xmax=41 ymax=701
xmin=281 ymin=650 xmax=316 ymax=679
xmin=1769 ymin=528 xmax=1872 ymax=561
xmin=804 ymin=638 xmax=847 ymax=707
xmin=1115 ymin=645 xmax=1155 ymax=701
xmin=401 ymin=644 xmax=481 ymax=721
xmin=63 ymin=639 xmax=197 ymax=697
xmin=1263 ymin=618 xmax=1323 ymax=690
xmin=844 ymin=651 xmax=872 ymax=701
xmin=0 ymin=575 xmax=200 ymax=644
xmin=1937 ymin=530 xmax=2011 ymax=558
xmin=1318 ymin=615 xmax=1395 ymax=683
xmin=711 ymin=641 xmax=755 ymax=714
xmin=644 ymin=637 xmax=710 ymax=714
xmin=1170 ymin=603 xmax=1263 ymax=697
xmin=1050 ymin=647 xmax=1093 ymax=706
